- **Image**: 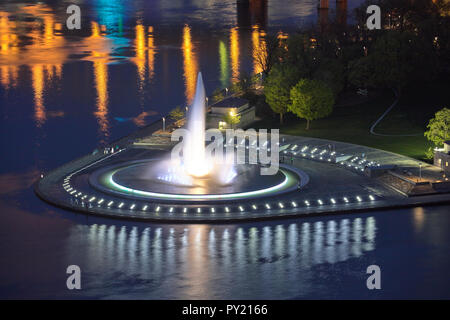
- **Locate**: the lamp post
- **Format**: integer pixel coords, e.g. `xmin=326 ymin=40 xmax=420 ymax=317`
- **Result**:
xmin=225 ymin=87 xmax=228 ymax=95
xmin=206 ymin=97 xmax=208 ymax=106
xmin=162 ymin=117 xmax=166 ymax=132
xmin=419 ymin=163 xmax=422 ymax=182
xmin=229 ymin=110 xmax=235 ymax=129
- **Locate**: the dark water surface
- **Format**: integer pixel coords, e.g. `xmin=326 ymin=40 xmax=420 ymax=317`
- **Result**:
xmin=1 ymin=0 xmax=449 ymax=299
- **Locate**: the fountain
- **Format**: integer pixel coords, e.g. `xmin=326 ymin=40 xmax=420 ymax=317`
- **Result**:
xmin=36 ymin=71 xmax=411 ymax=223
xmin=132 ymin=72 xmax=238 ymax=189
xmin=185 ymin=72 xmax=209 ymax=177
xmin=168 ymin=72 xmax=237 ymax=186
xmin=88 ymin=72 xmax=304 ymax=202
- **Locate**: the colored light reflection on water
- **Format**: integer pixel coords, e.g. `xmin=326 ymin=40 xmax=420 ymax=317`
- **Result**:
xmin=182 ymin=25 xmax=198 ymax=104
xmin=2 ymin=190 xmax=450 ymax=299
xmin=252 ymin=25 xmax=266 ymax=74
xmin=230 ymin=27 xmax=240 ymax=82
xmin=3 ymin=0 xmax=447 ymax=300
xmin=0 ymin=0 xmax=339 ymax=149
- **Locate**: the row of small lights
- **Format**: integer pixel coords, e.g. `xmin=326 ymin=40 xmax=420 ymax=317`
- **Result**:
xmin=283 ymin=145 xmax=336 ymax=163
xmin=283 ymin=144 xmax=382 ymax=172
xmin=218 ymin=140 xmax=382 ymax=173
xmin=62 ymin=148 xmax=125 ymax=198
xmin=61 ymin=142 xmax=379 ymax=214
xmin=64 ymin=187 xmax=378 ymax=214
xmin=224 ymin=138 xmax=277 ymax=152
xmin=342 ymin=156 xmax=381 ymax=172
xmin=62 ymin=174 xmax=77 ymax=196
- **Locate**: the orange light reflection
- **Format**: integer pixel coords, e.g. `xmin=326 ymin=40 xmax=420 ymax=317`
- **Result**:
xmin=252 ymin=25 xmax=267 ymax=74
xmin=230 ymin=27 xmax=240 ymax=82
xmin=182 ymin=25 xmax=198 ymax=104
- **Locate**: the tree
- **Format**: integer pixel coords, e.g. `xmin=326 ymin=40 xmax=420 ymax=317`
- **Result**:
xmin=264 ymin=64 xmax=299 ymax=124
xmin=313 ymin=58 xmax=345 ymax=97
xmin=348 ymin=56 xmax=374 ymax=89
xmin=284 ymin=34 xmax=316 ymax=78
xmin=229 ymin=73 xmax=252 ymax=95
xmin=169 ymin=106 xmax=185 ymax=122
xmin=236 ymin=72 xmax=252 ymax=95
xmin=289 ymin=79 xmax=334 ymax=130
xmin=211 ymin=88 xmax=224 ymax=104
xmin=374 ymin=0 xmax=448 ymax=32
xmin=222 ymin=111 xmax=241 ymax=129
xmin=350 ymin=34 xmax=413 ymax=91
xmin=348 ymin=31 xmax=437 ymax=93
xmin=253 ymin=34 xmax=281 ymax=76
xmin=425 ymin=107 xmax=450 ymax=148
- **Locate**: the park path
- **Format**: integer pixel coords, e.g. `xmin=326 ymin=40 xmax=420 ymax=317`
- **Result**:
xmin=369 ymin=89 xmax=423 ymax=137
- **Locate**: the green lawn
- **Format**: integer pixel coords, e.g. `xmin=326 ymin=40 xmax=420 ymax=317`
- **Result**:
xmin=253 ymin=89 xmax=433 ymax=160
xmin=376 ymin=82 xmax=450 ymax=135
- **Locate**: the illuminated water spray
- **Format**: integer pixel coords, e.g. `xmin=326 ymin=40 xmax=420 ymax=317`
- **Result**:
xmin=185 ymin=72 xmax=210 ymax=177
xmin=156 ymin=72 xmax=237 ymax=187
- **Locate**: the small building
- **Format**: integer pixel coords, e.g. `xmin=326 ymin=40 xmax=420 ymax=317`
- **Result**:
xmin=434 ymin=140 xmax=450 ymax=174
xmin=206 ymin=96 xmax=256 ymax=129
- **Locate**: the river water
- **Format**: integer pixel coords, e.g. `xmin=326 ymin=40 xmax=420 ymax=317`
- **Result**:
xmin=0 ymin=0 xmax=449 ymax=299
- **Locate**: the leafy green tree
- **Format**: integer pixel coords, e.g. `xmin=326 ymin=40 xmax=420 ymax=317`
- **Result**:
xmin=348 ymin=31 xmax=437 ymax=93
xmin=289 ymin=79 xmax=334 ymax=130
xmin=236 ymin=72 xmax=252 ymax=95
xmin=264 ymin=64 xmax=299 ymax=124
xmin=340 ymin=43 xmax=365 ymax=66
xmin=313 ymin=59 xmax=345 ymax=97
xmin=425 ymin=107 xmax=450 ymax=148
xmin=372 ymin=0 xmax=448 ymax=31
xmin=169 ymin=106 xmax=185 ymax=122
xmin=253 ymin=35 xmax=281 ymax=76
xmin=284 ymin=34 xmax=316 ymax=78
xmin=212 ymin=89 xmax=225 ymax=104
xmin=230 ymin=76 xmax=248 ymax=95
xmin=348 ymin=56 xmax=374 ymax=89
xmin=371 ymin=32 xmax=418 ymax=91
xmin=223 ymin=111 xmax=241 ymax=129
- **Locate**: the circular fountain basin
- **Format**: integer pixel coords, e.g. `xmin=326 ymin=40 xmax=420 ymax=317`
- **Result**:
xmin=89 ymin=159 xmax=306 ymax=203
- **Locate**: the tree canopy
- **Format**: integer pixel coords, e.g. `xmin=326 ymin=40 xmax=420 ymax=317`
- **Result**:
xmin=313 ymin=58 xmax=345 ymax=97
xmin=288 ymin=79 xmax=335 ymax=130
xmin=211 ymin=88 xmax=225 ymax=104
xmin=169 ymin=106 xmax=185 ymax=122
xmin=425 ymin=107 xmax=450 ymax=147
xmin=222 ymin=111 xmax=241 ymax=129
xmin=348 ymin=31 xmax=438 ymax=92
xmin=253 ymin=35 xmax=281 ymax=76
xmin=264 ymin=64 xmax=299 ymax=124
xmin=283 ymin=34 xmax=316 ymax=78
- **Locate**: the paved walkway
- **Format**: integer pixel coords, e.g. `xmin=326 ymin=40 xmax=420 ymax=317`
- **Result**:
xmin=280 ymin=134 xmax=443 ymax=182
xmin=369 ymin=89 xmax=423 ymax=137
xmin=35 ymin=133 xmax=450 ymax=222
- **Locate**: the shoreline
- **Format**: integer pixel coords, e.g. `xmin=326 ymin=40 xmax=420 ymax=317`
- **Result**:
xmin=35 ymin=125 xmax=450 ymax=222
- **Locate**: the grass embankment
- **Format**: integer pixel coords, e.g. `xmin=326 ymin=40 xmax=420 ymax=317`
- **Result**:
xmin=252 ymin=82 xmax=450 ymax=161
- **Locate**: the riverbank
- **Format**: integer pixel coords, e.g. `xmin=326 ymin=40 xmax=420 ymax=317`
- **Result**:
xmin=251 ymin=80 xmax=450 ymax=161
xmin=35 ymin=131 xmax=450 ymax=223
